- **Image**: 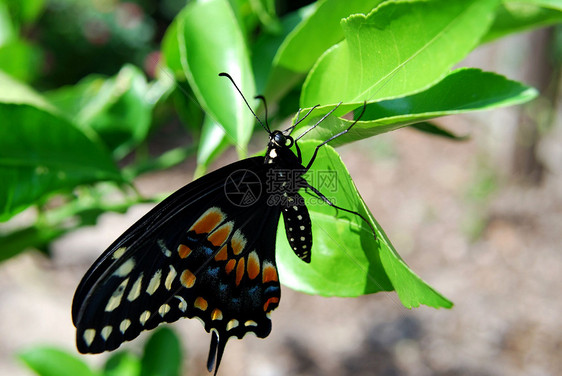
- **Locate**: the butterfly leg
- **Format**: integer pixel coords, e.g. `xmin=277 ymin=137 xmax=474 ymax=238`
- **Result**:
xmin=304 ymin=103 xmax=367 ymax=171
xmin=304 ymin=182 xmax=376 ymax=239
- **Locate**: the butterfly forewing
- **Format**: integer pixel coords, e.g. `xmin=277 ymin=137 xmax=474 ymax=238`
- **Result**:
xmin=73 ymin=157 xmax=282 ymax=362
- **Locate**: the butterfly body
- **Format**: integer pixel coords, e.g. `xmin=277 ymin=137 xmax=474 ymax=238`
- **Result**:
xmin=72 ymin=130 xmax=313 ymax=373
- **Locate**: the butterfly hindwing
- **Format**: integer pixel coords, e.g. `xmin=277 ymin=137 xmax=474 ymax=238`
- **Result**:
xmin=72 ymin=157 xmax=282 ymax=369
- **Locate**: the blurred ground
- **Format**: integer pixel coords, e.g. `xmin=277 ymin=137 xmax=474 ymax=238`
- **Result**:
xmin=1 ymin=32 xmax=561 ymax=376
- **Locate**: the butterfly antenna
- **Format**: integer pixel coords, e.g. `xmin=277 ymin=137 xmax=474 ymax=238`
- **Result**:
xmin=219 ymin=72 xmax=268 ymax=133
xmin=296 ymin=102 xmax=342 ymax=141
xmin=254 ymin=95 xmax=271 ymax=133
xmin=284 ymin=104 xmax=320 ymax=135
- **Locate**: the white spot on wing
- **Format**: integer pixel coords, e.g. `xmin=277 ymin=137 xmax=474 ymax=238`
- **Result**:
xmin=127 ymin=273 xmax=143 ymax=302
xmin=140 ymin=310 xmax=151 ymax=325
xmin=113 ymin=258 xmax=135 ymax=277
xmin=157 ymin=239 xmax=172 ymax=257
xmin=159 ymin=304 xmax=171 ymax=317
xmin=146 ymin=269 xmax=162 ymax=295
xmin=112 ymin=247 xmax=127 ymax=259
xmin=105 ymin=278 xmax=129 ymax=312
xmin=175 ymin=295 xmax=187 ymax=312
xmin=119 ymin=319 xmax=131 ymax=334
xmin=83 ymin=329 xmax=96 ymax=346
xmin=165 ymin=265 xmax=177 ymax=290
xmin=226 ymin=319 xmax=239 ymax=331
xmin=101 ymin=325 xmax=113 ymax=341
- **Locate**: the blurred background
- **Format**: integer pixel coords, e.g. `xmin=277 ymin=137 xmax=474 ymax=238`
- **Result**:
xmin=0 ymin=0 xmax=561 ymax=375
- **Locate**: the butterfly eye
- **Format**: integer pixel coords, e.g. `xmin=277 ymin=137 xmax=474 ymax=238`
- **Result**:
xmin=272 ymin=132 xmax=286 ymax=146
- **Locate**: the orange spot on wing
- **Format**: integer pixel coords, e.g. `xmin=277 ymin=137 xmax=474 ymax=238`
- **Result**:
xmin=208 ymin=223 xmax=232 ymax=247
xmin=231 ymin=230 xmax=246 ymax=255
xmin=190 ymin=208 xmax=224 ymax=234
xmin=180 ymin=269 xmax=196 ymax=288
xmin=214 ymin=245 xmax=228 ymax=261
xmin=178 ymin=244 xmax=192 ymax=259
xmin=211 ymin=308 xmax=223 ymax=320
xmin=263 ymin=297 xmax=279 ymax=312
xmin=225 ymin=259 xmax=236 ymax=274
xmin=236 ymin=257 xmax=245 ymax=286
xmin=247 ymin=251 xmax=260 ymax=280
xmin=194 ymin=297 xmax=208 ymax=311
xmin=262 ymin=262 xmax=278 ymax=283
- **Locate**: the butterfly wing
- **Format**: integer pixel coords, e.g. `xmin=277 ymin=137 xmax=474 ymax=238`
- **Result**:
xmin=72 ymin=157 xmax=282 ymax=373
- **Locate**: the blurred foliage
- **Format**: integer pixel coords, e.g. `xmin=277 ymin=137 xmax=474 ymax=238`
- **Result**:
xmin=19 ymin=327 xmax=182 ymax=376
xmin=0 ymin=0 xmax=559 ymax=341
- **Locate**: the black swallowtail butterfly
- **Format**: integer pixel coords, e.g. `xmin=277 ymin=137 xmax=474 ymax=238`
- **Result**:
xmin=72 ymin=73 xmax=374 ymax=375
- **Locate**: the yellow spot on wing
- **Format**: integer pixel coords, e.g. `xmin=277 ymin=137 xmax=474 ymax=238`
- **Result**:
xmin=225 ymin=259 xmax=236 ymax=274
xmin=175 ymin=295 xmax=187 ymax=312
xmin=236 ymin=257 xmax=245 ymax=286
xmin=263 ymin=297 xmax=279 ymax=312
xmin=178 ymin=244 xmax=192 ymax=259
xmin=113 ymin=258 xmax=135 ymax=277
xmin=208 ymin=222 xmax=233 ymax=247
xmin=244 ymin=320 xmax=258 ymax=327
xmin=190 ymin=208 xmax=224 ymax=234
xmin=211 ymin=308 xmax=223 ymax=320
xmin=247 ymin=251 xmax=260 ymax=280
xmin=214 ymin=245 xmax=228 ymax=261
xmin=230 ymin=229 xmax=246 ymax=255
xmin=262 ymin=261 xmax=278 ymax=283
xmin=180 ymin=269 xmax=196 ymax=288
xmin=194 ymin=297 xmax=208 ymax=311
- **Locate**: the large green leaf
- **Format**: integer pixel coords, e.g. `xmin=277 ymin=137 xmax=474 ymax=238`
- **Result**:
xmin=0 ymin=104 xmax=122 ymax=221
xmin=176 ymin=0 xmax=255 ymax=156
xmin=19 ymin=347 xmax=96 ymax=376
xmin=273 ymin=0 xmax=384 ymax=73
xmin=296 ymin=68 xmax=538 ymax=146
xmin=483 ymin=0 xmax=562 ymax=42
xmin=277 ymin=141 xmax=452 ymax=308
xmin=46 ymin=65 xmax=154 ymax=159
xmin=301 ymin=0 xmax=499 ymax=114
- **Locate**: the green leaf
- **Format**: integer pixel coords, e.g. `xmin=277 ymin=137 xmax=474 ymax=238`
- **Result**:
xmin=483 ymin=0 xmax=562 ymax=42
xmin=46 ymin=65 xmax=154 ymax=159
xmin=104 ymin=352 xmax=141 ymax=376
xmin=195 ymin=115 xmax=230 ymax=177
xmin=140 ymin=327 xmax=182 ymax=376
xmin=0 ymin=104 xmax=122 ymax=221
xmin=19 ymin=346 xmax=96 ymax=376
xmin=161 ymin=19 xmax=183 ymax=79
xmin=297 ymin=68 xmax=538 ymax=146
xmin=0 ymin=39 xmax=43 ymax=82
xmin=277 ymin=141 xmax=452 ymax=308
xmin=0 ymin=225 xmax=65 ymax=263
xmin=410 ymin=122 xmax=469 ymax=141
xmin=273 ymin=0 xmax=384 ymax=73
xmin=0 ymin=70 xmax=55 ymax=111
xmin=176 ymin=0 xmax=255 ymax=156
xmin=301 ymin=0 xmax=499 ymax=113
